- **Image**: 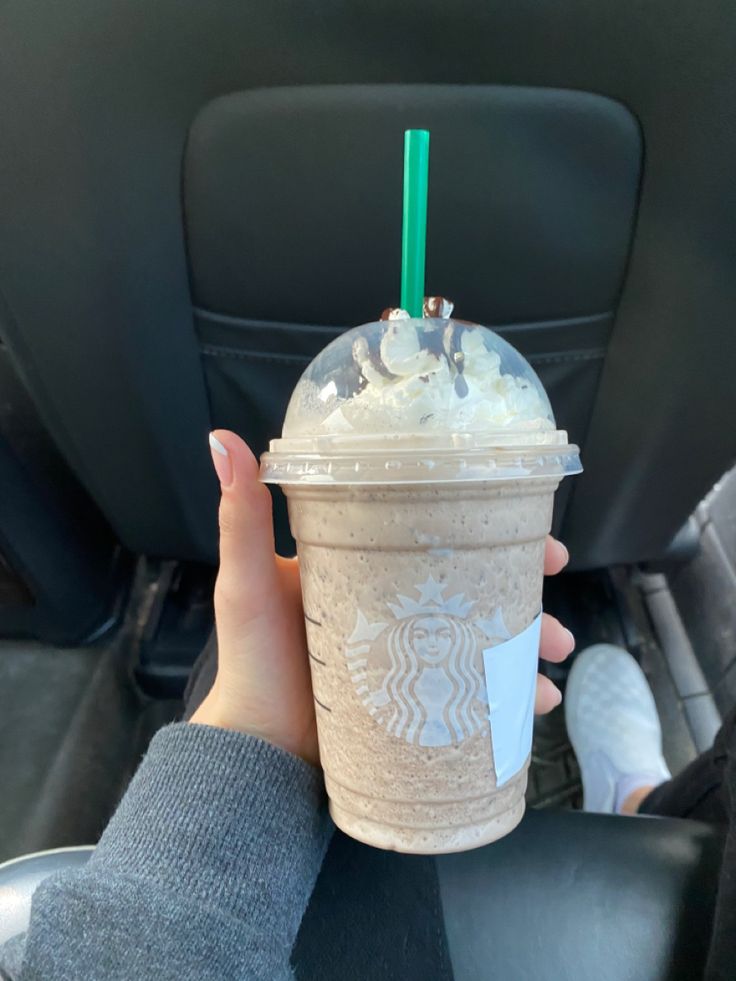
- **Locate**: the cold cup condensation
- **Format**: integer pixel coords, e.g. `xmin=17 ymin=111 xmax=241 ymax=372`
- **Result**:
xmin=261 ymin=312 xmax=581 ymax=853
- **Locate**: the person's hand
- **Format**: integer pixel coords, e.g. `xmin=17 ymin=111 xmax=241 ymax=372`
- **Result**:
xmin=190 ymin=431 xmax=576 ymax=765
xmin=190 ymin=431 xmax=319 ymax=764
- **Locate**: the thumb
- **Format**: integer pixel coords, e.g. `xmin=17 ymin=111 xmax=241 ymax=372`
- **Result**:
xmin=208 ymin=430 xmax=279 ymax=637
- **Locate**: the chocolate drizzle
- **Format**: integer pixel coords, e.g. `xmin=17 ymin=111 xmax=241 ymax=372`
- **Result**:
xmin=374 ymin=296 xmax=468 ymax=397
xmin=423 ymin=296 xmax=455 ymax=319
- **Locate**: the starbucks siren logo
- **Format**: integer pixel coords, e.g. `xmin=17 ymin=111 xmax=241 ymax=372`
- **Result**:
xmin=345 ymin=577 xmax=511 ymax=747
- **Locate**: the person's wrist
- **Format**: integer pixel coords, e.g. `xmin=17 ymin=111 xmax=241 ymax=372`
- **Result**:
xmin=189 ymin=688 xmax=319 ymax=767
xmin=189 ymin=690 xmax=248 ymax=735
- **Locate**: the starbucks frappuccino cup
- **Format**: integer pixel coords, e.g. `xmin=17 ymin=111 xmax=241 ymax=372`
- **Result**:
xmin=261 ymin=312 xmax=581 ymax=853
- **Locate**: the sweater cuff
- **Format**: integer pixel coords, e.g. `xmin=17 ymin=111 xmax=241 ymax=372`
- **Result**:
xmin=90 ymin=722 xmax=333 ymax=946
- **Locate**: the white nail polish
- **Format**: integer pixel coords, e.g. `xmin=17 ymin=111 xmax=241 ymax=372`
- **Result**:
xmin=209 ymin=433 xmax=233 ymax=488
xmin=209 ymin=433 xmax=228 ymax=456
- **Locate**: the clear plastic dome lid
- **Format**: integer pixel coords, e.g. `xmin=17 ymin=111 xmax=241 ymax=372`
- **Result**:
xmin=261 ymin=314 xmax=582 ymax=485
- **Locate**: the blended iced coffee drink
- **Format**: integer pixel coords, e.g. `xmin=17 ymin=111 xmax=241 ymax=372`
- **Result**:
xmin=261 ymin=307 xmax=581 ymax=853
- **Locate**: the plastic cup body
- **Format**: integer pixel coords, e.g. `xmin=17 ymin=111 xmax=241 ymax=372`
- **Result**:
xmin=285 ymin=475 xmax=558 ymax=854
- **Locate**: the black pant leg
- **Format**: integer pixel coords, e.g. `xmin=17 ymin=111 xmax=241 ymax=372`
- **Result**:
xmin=641 ymin=707 xmax=736 ymax=981
xmin=638 ymin=706 xmax=736 ymax=823
xmin=703 ymin=748 xmax=736 ymax=981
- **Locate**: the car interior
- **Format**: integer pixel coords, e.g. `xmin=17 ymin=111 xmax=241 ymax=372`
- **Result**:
xmin=1 ymin=1 xmax=735 ymax=978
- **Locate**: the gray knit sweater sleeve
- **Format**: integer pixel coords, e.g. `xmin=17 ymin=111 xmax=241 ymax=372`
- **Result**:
xmin=0 ymin=723 xmax=333 ymax=980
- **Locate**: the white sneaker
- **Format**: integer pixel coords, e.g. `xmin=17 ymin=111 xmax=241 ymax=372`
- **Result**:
xmin=565 ymin=644 xmax=671 ymax=814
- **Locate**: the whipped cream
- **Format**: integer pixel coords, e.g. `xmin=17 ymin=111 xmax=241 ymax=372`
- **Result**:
xmin=316 ymin=319 xmax=552 ymax=437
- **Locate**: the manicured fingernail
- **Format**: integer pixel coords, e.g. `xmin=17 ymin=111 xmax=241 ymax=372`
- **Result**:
xmin=209 ymin=433 xmax=233 ymax=488
xmin=564 ymin=627 xmax=576 ymax=653
xmin=552 ymin=687 xmax=562 ymax=708
xmin=559 ymin=542 xmax=570 ymax=564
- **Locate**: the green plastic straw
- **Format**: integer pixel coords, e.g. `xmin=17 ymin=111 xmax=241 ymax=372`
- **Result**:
xmin=400 ymin=129 xmax=430 ymax=317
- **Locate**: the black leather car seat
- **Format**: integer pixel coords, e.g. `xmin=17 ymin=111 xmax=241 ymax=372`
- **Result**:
xmin=0 ymin=0 xmax=734 ymax=566
xmin=0 ymin=813 xmax=721 ymax=981
xmin=293 ymin=811 xmax=723 ymax=981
